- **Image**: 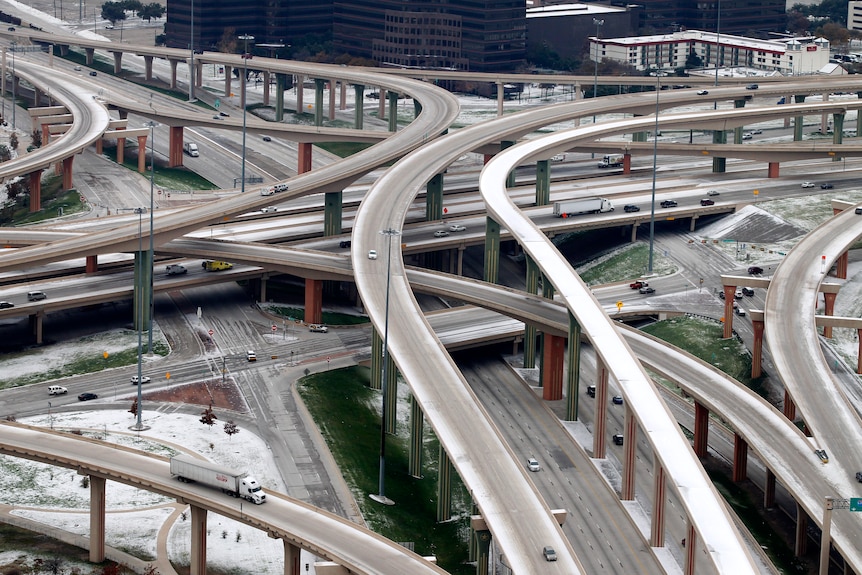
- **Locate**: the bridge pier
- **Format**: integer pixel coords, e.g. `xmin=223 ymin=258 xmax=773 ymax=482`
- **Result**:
xmin=28 ymin=170 xmax=42 ymax=212
xmin=314 ymin=79 xmax=325 ymax=127
xmin=751 ymin=315 xmax=764 ymax=378
xmin=541 ymin=333 xmax=564 ymax=400
xmin=137 ymin=134 xmax=148 ymax=174
xmin=86 ymin=255 xmax=98 ymax=273
xmin=711 ymin=130 xmax=726 ymax=173
xmin=834 ymin=250 xmax=848 ymax=279
xmin=822 ymin=292 xmax=836 ymax=338
xmin=535 ymin=159 xmax=549 ymax=205
xmin=483 ymin=216 xmax=501 ymax=284
xmin=684 ymin=520 xmax=697 ymax=575
xmin=283 ymin=540 xmax=300 ymax=575
xmin=764 ymin=469 xmax=776 ymax=508
xmin=353 ymin=84 xmax=364 ymax=129
xmin=304 ymin=278 xmax=322 ymax=325
xmin=795 ymin=503 xmax=808 ymax=557
xmin=409 ymin=396 xmax=423 ymax=478
xmin=565 ymin=311 xmax=581 ymax=421
xmin=275 ymin=73 xmax=288 ymax=121
xmin=620 ymin=407 xmax=636 ymax=500
xmin=470 ymin=523 xmax=491 ymax=575
xmin=190 ymin=504 xmax=207 ymax=575
xmin=768 ymin=162 xmax=780 ymax=178
xmin=622 ymin=152 xmax=631 ymax=175
xmin=62 ymin=155 xmax=74 ymax=191
xmin=437 ymin=445 xmax=452 ymax=521
xmin=259 ymin=275 xmax=268 ymax=302
xmin=324 ymin=192 xmax=343 ymax=235
xmin=169 ymin=126 xmax=184 ymax=167
xmin=88 ymin=475 xmax=106 ymax=563
xmin=523 ymin=255 xmax=538 ymax=369
xmin=168 ymin=59 xmax=179 ymax=90
xmin=693 ymin=401 xmax=709 ymax=458
xmin=223 ymin=65 xmax=233 ymax=98
xmin=426 ymin=172 xmax=444 ymax=220
xmin=732 ymin=434 xmax=748 ymax=482
xmin=650 ymin=461 xmax=666 ymax=547
xmin=783 ymin=389 xmax=796 ymax=422
xmin=722 ymin=284 xmax=736 ymax=338
xmin=592 ymin=356 xmax=608 ymax=459
xmin=29 ymin=311 xmax=43 ymax=344
xmin=298 ymin=142 xmax=312 ymax=174
xmin=388 ymin=92 xmax=398 ymax=132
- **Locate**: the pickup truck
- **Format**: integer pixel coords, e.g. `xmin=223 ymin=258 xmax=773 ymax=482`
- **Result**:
xmin=629 ymin=280 xmax=648 ymax=289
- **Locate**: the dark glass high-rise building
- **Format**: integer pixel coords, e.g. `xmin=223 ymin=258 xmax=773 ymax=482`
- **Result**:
xmin=635 ymin=0 xmax=786 ymax=37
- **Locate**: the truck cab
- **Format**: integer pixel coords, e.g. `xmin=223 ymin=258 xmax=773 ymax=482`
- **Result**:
xmin=183 ymin=142 xmax=199 ymax=157
xmin=241 ymin=477 xmax=266 ymax=503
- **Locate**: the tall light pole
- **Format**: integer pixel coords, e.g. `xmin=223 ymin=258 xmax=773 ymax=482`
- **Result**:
xmin=10 ymin=42 xmax=16 ymax=131
xmin=238 ymin=34 xmax=254 ymax=194
xmin=648 ymin=45 xmax=662 ymax=273
xmin=370 ymin=227 xmax=400 ymax=506
xmin=714 ymin=0 xmax=721 ymax=89
xmin=133 ymin=207 xmax=147 ymax=431
xmin=146 ymin=121 xmax=158 ymax=355
xmin=188 ymin=0 xmax=195 ymax=101
xmin=592 ymin=18 xmax=604 ymax=124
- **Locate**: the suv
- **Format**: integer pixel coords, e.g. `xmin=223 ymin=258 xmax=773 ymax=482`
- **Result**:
xmin=741 ymin=287 xmax=755 ymax=296
xmin=542 ymin=546 xmax=557 ymax=562
xmin=747 ymin=266 xmax=763 ymax=275
xmin=309 ymin=324 xmax=329 ymax=333
xmin=27 ymin=290 xmax=47 ymax=301
xmin=700 ymin=198 xmax=715 ymax=206
xmin=660 ymin=200 xmax=677 ymax=208
xmin=623 ymin=204 xmax=640 ymax=213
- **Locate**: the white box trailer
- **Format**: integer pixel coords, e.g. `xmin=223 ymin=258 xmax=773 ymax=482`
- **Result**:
xmin=553 ymin=197 xmax=614 ymax=217
xmin=169 ymin=454 xmax=266 ymax=504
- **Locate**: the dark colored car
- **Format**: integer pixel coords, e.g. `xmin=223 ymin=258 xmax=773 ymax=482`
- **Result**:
xmin=855 ymin=207 xmax=862 ymax=215
xmin=262 ymin=136 xmax=272 ymax=142
xmin=700 ymin=199 xmax=715 ymax=206
xmin=660 ymin=200 xmax=677 ymax=208
xmin=612 ymin=395 xmax=624 ymax=405
xmin=89 ymin=71 xmax=97 ymax=76
xmin=747 ymin=266 xmax=763 ymax=275
xmin=821 ymin=183 xmax=834 ymax=189
xmin=0 ymin=301 xmax=13 ymax=309
xmin=586 ymin=385 xmax=596 ymax=397
xmin=639 ymin=286 xmax=655 ymax=294
xmin=339 ymin=240 xmax=351 ymax=248
xmin=623 ymin=204 xmax=640 ymax=213
xmin=746 ymin=83 xmax=758 ymax=90
xmin=612 ymin=434 xmax=624 ymax=445
xmin=742 ymin=287 xmax=755 ymax=296
xmin=78 ymin=392 xmax=98 ymax=401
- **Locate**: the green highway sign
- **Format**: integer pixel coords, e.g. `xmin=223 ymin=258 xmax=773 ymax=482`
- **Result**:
xmin=850 ymin=498 xmax=862 ymax=512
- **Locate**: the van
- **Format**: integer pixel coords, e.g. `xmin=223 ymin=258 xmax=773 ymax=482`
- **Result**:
xmin=272 ymin=183 xmax=289 ymax=193
xmin=48 ymin=385 xmax=67 ymax=395
xmin=260 ymin=187 xmax=275 ymax=196
xmin=27 ymin=290 xmax=47 ymax=301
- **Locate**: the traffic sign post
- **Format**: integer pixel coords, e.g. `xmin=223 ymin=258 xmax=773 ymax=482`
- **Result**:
xmin=271 ymin=325 xmax=277 ymax=332
xmin=616 ymin=301 xmax=623 ymax=314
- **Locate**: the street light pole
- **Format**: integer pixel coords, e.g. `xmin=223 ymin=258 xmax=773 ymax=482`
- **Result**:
xmin=146 ymin=121 xmax=158 ymax=355
xmin=592 ymin=18 xmax=604 ymax=124
xmin=648 ymin=46 xmax=662 ymax=273
xmin=238 ymin=34 xmax=254 ymax=194
xmin=10 ymin=42 xmax=15 ymax=130
xmin=188 ymin=0 xmax=195 ymax=101
xmin=133 ymin=207 xmax=146 ymax=431
xmin=370 ymin=227 xmax=400 ymax=506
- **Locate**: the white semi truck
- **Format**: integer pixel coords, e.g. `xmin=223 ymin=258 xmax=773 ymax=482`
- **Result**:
xmin=553 ymin=197 xmax=614 ymax=217
xmin=597 ymin=154 xmax=624 ymax=168
xmin=169 ymin=455 xmax=266 ymax=504
xmin=183 ymin=142 xmax=200 ymax=157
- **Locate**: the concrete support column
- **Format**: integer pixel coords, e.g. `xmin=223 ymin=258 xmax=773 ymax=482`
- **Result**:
xmin=620 ymin=406 xmax=637 ymax=500
xmin=283 ymin=541 xmax=300 ymax=575
xmin=630 ymin=224 xmax=638 ymax=242
xmin=340 ymin=81 xmax=347 ymax=110
xmin=456 ymin=246 xmax=465 ymax=277
xmin=733 ymin=434 xmax=749 ymax=482
xmin=712 ymin=130 xmax=726 ymax=173
xmin=323 ymin=191 xmax=343 ymax=236
xmin=86 ymin=255 xmax=98 ymax=273
xmin=313 ymin=79 xmax=325 ymax=127
xmin=593 ymin=356 xmax=609 ymax=459
xmin=85 ymin=47 xmax=94 ymax=65
xmin=111 ymin=51 xmax=122 ymax=74
xmin=733 ymin=99 xmax=746 ymax=144
xmin=116 ymin=136 xmax=126 ymax=165
xmin=693 ymin=401 xmax=709 ymax=458
xmin=262 ymin=71 xmax=271 ymax=106
xmin=295 ymin=75 xmax=304 ymax=114
xmin=223 ymin=65 xmax=232 ymax=97
xmin=168 ymin=126 xmax=183 ymax=167
xmin=168 ymin=59 xmax=178 ymax=89
xmin=62 ymin=156 xmax=74 ymax=190
xmin=29 ymin=170 xmax=42 ymax=212
xmin=722 ymin=285 xmax=736 ymax=338
xmin=41 ymin=123 xmax=50 ymax=146
xmin=259 ymin=275 xmax=267 ymax=303
xmin=388 ymin=92 xmax=398 ymax=132
xmin=143 ymin=55 xmax=153 ymax=80
xmin=857 ymin=329 xmax=862 ymax=374
xmin=409 ymin=396 xmax=423 ymax=478
xmin=823 ymin=292 xmax=836 ymax=338
xmin=836 ymin=250 xmax=848 ymax=279
xmin=833 ymin=113 xmax=844 ymax=159
xmin=136 ymin=135 xmax=147 ymax=173
xmin=297 ymin=142 xmax=312 ymax=174
xmin=684 ymin=521 xmax=697 ymax=575
xmin=622 ymin=153 xmax=631 ymax=175
xmin=795 ymin=502 xmax=808 ymax=557
xmin=304 ymin=278 xmax=322 ymax=325
xmin=275 ymin=73 xmax=287 ymax=120
xmin=378 ymin=89 xmax=386 ymax=119
xmin=495 ymin=81 xmax=504 ymax=116
xmin=536 ymin=159 xmax=550 ymax=206
xmin=195 ymin=61 xmax=203 ymax=88
xmin=88 ymin=475 xmax=106 ymax=563
xmin=523 ymin=255 xmax=539 ymax=369
xmin=468 ymin=503 xmax=479 ymax=561
xmin=426 ymin=173 xmax=443 ymax=221
xmin=437 ymin=445 xmax=452 ymax=522
xmin=190 ymin=504 xmax=208 ymax=575
xmin=370 ymin=329 xmax=382 ymax=390
xmin=541 ymin=334 xmax=564 ymax=400
xmin=783 ymin=390 xmax=796 ymax=422
xmin=133 ymin=251 xmax=153 ymax=331
xmin=751 ymin=317 xmax=764 ymax=378
xmin=483 ymin=216 xmax=501 ymax=284
xmin=822 ymin=93 xmax=830 ymax=132
xmin=353 ymin=84 xmax=364 ymax=129
xmin=793 ymin=94 xmax=806 ymax=141
xmin=650 ymin=461 xmax=666 ymax=547
xmin=764 ymin=469 xmax=776 ymax=508
xmin=472 ymin=527 xmax=491 ymax=575
xmin=565 ymin=312 xmax=581 ymax=422
xmin=502 ymin=141 xmax=516 ymax=188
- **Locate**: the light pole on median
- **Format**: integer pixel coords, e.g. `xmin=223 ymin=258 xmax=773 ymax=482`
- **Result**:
xmin=648 ymin=46 xmax=662 ymax=274
xmin=591 ymin=18 xmax=604 ymax=124
xmin=146 ymin=121 xmax=158 ymax=355
xmin=188 ymin=0 xmax=195 ymax=102
xmin=133 ymin=207 xmax=147 ymax=431
xmin=370 ymin=227 xmax=400 ymax=506
xmin=10 ymin=42 xmax=16 ymax=131
xmin=238 ymin=34 xmax=254 ymax=194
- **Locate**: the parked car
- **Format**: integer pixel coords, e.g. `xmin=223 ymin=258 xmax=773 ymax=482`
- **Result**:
xmin=696 ymin=90 xmax=709 ymax=95
xmin=623 ymin=204 xmax=640 ymax=212
xmin=433 ymin=230 xmax=449 ymax=238
xmin=448 ymin=224 xmax=467 ymax=232
xmin=630 ymin=280 xmax=648 ymax=289
xmin=660 ymin=200 xmax=677 ymax=208
xmin=718 ymin=291 xmax=726 ymax=300
xmin=0 ymin=301 xmax=13 ymax=309
xmin=309 ymin=324 xmax=329 ymax=333
xmin=735 ymin=307 xmax=746 ymax=317
xmin=612 ymin=395 xmax=624 ymax=405
xmin=747 ymin=266 xmax=763 ymax=275
xmin=821 ymin=183 xmax=834 ymax=189
xmin=639 ymin=286 xmax=655 ymax=294
xmin=78 ymin=392 xmax=98 ymax=401
xmin=700 ymin=199 xmax=715 ymax=206
xmin=130 ymin=375 xmax=151 ymax=385
xmin=612 ymin=434 xmax=624 ymax=445
xmin=527 ymin=458 xmax=540 ymax=472
xmin=707 ymin=190 xmax=720 ymax=196
xmin=801 ymin=181 xmax=815 ymax=188
xmin=746 ymin=83 xmax=759 ymax=90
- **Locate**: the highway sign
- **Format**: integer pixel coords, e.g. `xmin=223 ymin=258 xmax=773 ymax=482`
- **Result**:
xmin=850 ymin=498 xmax=862 ymax=512
xmin=208 ymin=329 xmax=214 ymax=336
xmin=271 ymin=325 xmax=277 ymax=332
xmin=214 ymin=98 xmax=220 ymax=108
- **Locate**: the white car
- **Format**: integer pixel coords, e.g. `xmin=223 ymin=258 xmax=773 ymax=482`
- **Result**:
xmin=433 ymin=230 xmax=449 ymax=238
xmin=696 ymin=90 xmax=709 ymax=95
xmin=261 ymin=206 xmax=278 ymax=213
xmin=448 ymin=224 xmax=466 ymax=232
xmin=367 ymin=250 xmax=377 ymax=260
xmin=308 ymin=324 xmax=329 ymax=333
xmin=801 ymin=181 xmax=815 ymax=188
xmin=130 ymin=375 xmax=151 ymax=385
xmin=527 ymin=458 xmax=540 ymax=472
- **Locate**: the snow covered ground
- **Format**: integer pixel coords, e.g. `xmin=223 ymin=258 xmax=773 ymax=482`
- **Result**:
xmin=1 ymin=409 xmax=318 ymax=575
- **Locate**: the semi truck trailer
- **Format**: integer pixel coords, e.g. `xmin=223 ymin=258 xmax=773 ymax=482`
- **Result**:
xmin=169 ymin=454 xmax=266 ymax=504
xmin=553 ymin=197 xmax=614 ymax=217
